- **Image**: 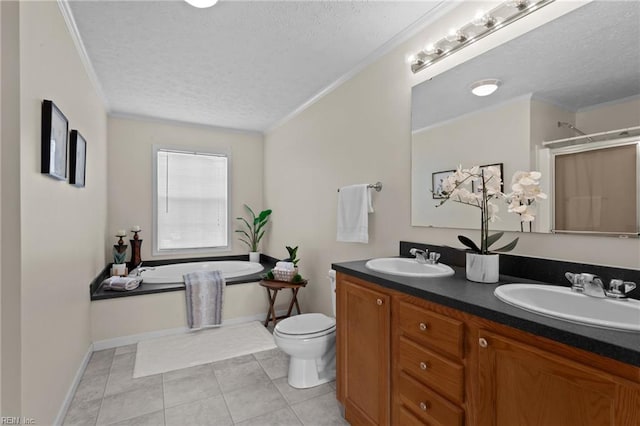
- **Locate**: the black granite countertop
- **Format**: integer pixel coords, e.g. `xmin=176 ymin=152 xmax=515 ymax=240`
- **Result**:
xmin=332 ymin=258 xmax=640 ymax=367
xmin=91 ymin=255 xmax=277 ymax=301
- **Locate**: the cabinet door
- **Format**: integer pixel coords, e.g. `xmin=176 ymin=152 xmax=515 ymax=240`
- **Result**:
xmin=337 ymin=276 xmax=391 ymax=425
xmin=477 ymin=329 xmax=639 ymax=426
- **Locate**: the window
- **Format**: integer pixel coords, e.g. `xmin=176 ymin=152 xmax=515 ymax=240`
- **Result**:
xmin=154 ymin=147 xmax=229 ymax=253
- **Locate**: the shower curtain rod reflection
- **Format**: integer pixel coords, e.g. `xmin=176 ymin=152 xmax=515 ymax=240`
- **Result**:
xmin=337 ymin=182 xmax=383 ymax=192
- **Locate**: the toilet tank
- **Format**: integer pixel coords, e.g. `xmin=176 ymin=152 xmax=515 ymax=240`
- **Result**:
xmin=329 ymin=269 xmax=337 ymax=316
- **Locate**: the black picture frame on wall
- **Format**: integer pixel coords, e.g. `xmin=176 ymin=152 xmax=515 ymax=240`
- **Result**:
xmin=432 ymin=169 xmax=456 ymax=199
xmin=41 ymin=100 xmax=68 ymax=180
xmin=471 ymin=163 xmax=505 ymax=194
xmin=69 ymin=130 xmax=87 ymax=188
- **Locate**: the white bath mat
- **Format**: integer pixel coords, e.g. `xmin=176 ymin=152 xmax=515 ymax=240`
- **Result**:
xmin=133 ymin=321 xmax=276 ymax=378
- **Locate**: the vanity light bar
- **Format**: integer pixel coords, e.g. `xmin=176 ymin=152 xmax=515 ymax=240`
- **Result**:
xmin=410 ymin=0 xmax=555 ymax=74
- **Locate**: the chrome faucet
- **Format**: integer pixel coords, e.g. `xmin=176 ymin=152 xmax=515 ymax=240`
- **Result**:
xmin=427 ymin=252 xmax=441 ymax=264
xmin=565 ymin=272 xmax=606 ymax=298
xmin=409 ymin=248 xmax=428 ymax=264
xmin=604 ymin=279 xmax=636 ymax=300
xmin=409 ymin=248 xmax=441 ymax=265
xmin=565 ymin=272 xmax=637 ymax=300
xmin=130 ymin=263 xmax=155 ymax=277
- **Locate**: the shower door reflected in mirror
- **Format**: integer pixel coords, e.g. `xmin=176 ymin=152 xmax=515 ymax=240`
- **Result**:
xmin=410 ymin=1 xmax=640 ymax=235
xmin=551 ymin=140 xmax=639 ymax=236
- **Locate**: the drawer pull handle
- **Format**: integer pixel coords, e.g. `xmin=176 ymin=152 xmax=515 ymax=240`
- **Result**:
xmin=479 ymin=337 xmax=488 ymax=348
xmin=419 ymin=361 xmax=429 ymax=370
xmin=419 ymin=322 xmax=428 ymax=331
xmin=419 ymin=401 xmax=430 ymax=411
xmin=376 ymin=298 xmax=383 ymax=306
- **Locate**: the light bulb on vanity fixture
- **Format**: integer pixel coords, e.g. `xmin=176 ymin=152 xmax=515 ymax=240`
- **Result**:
xmin=409 ymin=0 xmax=554 ymax=74
xmin=424 ymin=43 xmax=443 ymax=56
xmin=508 ymin=0 xmax=530 ymax=11
xmin=184 ymin=0 xmax=218 ymax=8
xmin=445 ymin=28 xmax=467 ymax=43
xmin=470 ymin=79 xmax=502 ymax=97
xmin=472 ymin=11 xmax=497 ymax=28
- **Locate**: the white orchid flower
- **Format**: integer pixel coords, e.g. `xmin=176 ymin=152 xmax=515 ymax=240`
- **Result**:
xmin=487 ymin=201 xmax=500 ymax=222
xmin=435 ymin=165 xmax=546 ymax=250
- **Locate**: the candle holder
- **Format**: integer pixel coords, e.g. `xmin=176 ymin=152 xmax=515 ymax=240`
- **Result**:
xmin=129 ymin=227 xmax=142 ymax=269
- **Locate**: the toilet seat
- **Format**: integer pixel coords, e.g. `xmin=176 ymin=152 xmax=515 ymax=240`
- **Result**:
xmin=275 ymin=313 xmax=336 ymax=339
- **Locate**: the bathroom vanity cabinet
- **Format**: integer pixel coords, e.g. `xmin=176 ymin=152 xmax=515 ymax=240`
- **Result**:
xmin=336 ymin=274 xmax=391 ymax=425
xmin=335 ymin=272 xmax=640 ymax=426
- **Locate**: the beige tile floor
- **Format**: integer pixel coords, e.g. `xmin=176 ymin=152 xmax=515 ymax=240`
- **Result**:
xmin=63 ymin=345 xmax=346 ymax=426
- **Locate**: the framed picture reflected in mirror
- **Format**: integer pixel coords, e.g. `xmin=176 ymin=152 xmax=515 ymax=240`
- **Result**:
xmin=471 ymin=163 xmax=504 ymax=194
xmin=432 ymin=169 xmax=455 ymax=199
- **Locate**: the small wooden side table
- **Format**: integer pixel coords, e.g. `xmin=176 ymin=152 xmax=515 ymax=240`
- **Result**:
xmin=259 ymin=279 xmax=308 ymax=327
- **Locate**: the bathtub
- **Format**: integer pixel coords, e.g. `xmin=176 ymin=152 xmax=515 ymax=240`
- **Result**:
xmin=140 ymin=261 xmax=264 ymax=284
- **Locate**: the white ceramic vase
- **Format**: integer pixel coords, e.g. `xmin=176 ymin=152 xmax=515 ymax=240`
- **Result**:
xmin=466 ymin=253 xmax=499 ymax=283
xmin=249 ymin=251 xmax=261 ymax=263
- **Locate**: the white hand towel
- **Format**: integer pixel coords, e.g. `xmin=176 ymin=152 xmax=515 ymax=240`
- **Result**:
xmin=337 ymin=184 xmax=373 ymax=243
xmin=102 ymin=276 xmax=142 ymax=291
xmin=276 ymin=261 xmax=295 ymax=271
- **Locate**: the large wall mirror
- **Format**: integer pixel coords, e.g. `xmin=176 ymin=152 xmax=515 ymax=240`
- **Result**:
xmin=411 ymin=1 xmax=640 ymax=236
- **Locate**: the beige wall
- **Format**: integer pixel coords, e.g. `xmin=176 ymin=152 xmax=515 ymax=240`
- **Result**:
xmin=265 ymin=0 xmax=640 ymax=316
xmin=1 ymin=1 xmax=22 ymax=415
xmin=100 ymin=117 xmax=266 ymax=342
xmin=412 ymin=96 xmax=531 ymax=231
xmin=17 ymin=1 xmax=108 ymax=422
xmin=107 ymin=116 xmax=264 ymax=262
xmin=576 ymin=96 xmax=640 ymax=134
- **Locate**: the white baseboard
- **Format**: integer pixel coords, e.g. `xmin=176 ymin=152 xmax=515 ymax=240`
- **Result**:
xmin=54 ymin=343 xmax=94 ymax=426
xmin=92 ymin=310 xmax=287 ymax=351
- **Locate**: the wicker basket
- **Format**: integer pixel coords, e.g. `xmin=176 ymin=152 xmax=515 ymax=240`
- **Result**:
xmin=272 ymin=268 xmax=298 ymax=282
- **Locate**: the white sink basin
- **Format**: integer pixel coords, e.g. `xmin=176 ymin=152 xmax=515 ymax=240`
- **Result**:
xmin=365 ymin=257 xmax=454 ymax=278
xmin=495 ymin=284 xmax=640 ymax=332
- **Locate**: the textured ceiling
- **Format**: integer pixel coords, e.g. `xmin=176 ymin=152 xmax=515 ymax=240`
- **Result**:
xmin=412 ymin=1 xmax=640 ymax=131
xmin=68 ymin=0 xmax=444 ymax=132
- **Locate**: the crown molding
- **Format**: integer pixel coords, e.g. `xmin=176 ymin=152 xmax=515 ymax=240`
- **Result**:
xmin=57 ymin=0 xmax=110 ymax=112
xmin=265 ymin=0 xmax=458 ymax=134
xmin=109 ymin=111 xmax=264 ymax=137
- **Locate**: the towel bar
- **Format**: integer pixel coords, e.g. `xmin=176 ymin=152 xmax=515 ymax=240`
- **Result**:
xmin=337 ymin=182 xmax=383 ymax=192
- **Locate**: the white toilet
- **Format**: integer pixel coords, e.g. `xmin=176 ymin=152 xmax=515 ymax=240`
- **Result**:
xmin=273 ymin=270 xmax=337 ymax=389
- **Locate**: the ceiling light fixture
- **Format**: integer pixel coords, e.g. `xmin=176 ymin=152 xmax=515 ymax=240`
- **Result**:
xmin=410 ymin=0 xmax=554 ymax=74
xmin=471 ymin=79 xmax=502 ymax=96
xmin=185 ymin=0 xmax=218 ymax=8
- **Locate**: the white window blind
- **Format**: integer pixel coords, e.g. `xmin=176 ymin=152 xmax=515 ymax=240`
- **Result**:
xmin=155 ymin=149 xmax=228 ymax=251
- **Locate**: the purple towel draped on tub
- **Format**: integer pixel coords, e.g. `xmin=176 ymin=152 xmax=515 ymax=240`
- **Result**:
xmin=183 ymin=270 xmax=225 ymax=329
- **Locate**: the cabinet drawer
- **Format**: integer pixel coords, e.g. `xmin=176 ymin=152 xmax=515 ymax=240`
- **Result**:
xmin=399 ymin=336 xmax=465 ymax=403
xmin=399 ymin=405 xmax=434 ymax=426
xmin=398 ymin=371 xmax=464 ymax=426
xmin=398 ymin=300 xmax=464 ymax=359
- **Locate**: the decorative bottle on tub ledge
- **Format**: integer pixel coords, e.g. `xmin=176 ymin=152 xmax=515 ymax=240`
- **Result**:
xmin=112 ymin=229 xmax=128 ymax=276
xmin=129 ymin=225 xmax=142 ymax=270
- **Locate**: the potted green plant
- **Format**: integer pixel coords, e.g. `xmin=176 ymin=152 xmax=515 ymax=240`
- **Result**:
xmin=284 ymin=245 xmax=299 ymax=267
xmin=235 ymin=204 xmax=272 ymax=263
xmin=283 ymin=245 xmax=304 ymax=282
xmin=267 ymin=245 xmax=305 ymax=282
